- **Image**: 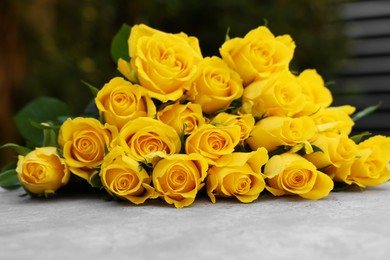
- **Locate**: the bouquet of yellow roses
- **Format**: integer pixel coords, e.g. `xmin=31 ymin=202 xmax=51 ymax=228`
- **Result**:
xmin=1 ymin=24 xmax=389 ymax=208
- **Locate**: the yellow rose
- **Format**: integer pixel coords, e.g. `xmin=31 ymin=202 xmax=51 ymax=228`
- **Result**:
xmin=185 ymin=124 xmax=241 ymax=165
xmin=304 ymin=133 xmax=357 ymax=170
xmin=247 ymin=116 xmax=317 ymax=153
xmin=220 ymin=26 xmax=295 ymax=86
xmin=207 ymin=148 xmax=268 ymax=203
xmin=157 ymin=102 xmax=206 ymax=135
xmin=344 ymin=135 xmax=390 ymax=188
xmin=242 ymin=71 xmax=305 ymax=117
xmin=186 ymin=56 xmax=243 ymax=114
xmin=118 ymin=24 xmax=202 ymax=102
xmin=100 ymin=147 xmax=156 ymax=204
xmin=210 ymin=112 xmax=255 ymax=143
xmin=311 ymin=105 xmax=355 ymax=135
xmin=264 ymin=153 xmax=334 ymax=199
xmin=16 ymin=147 xmax=70 ymax=196
xmin=58 ymin=117 xmax=114 ymax=182
xmin=295 ymin=69 xmax=333 ymax=116
xmin=152 ymin=153 xmax=208 ymax=208
xmin=116 ymin=117 xmax=181 ymax=163
xmin=95 ymin=77 xmax=156 ymax=129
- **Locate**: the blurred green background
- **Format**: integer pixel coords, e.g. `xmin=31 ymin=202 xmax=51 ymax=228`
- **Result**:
xmin=1 ymin=0 xmax=348 ymax=166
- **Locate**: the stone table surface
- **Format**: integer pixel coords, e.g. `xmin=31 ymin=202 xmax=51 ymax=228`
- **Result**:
xmin=1 ymin=182 xmax=390 ymax=260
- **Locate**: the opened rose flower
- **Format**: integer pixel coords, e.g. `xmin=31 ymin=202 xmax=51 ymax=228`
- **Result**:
xmin=186 ymin=56 xmax=243 ymax=114
xmin=58 ymin=117 xmax=115 ymax=182
xmin=210 ymin=112 xmax=255 ymax=144
xmin=263 ymin=152 xmax=334 ymax=200
xmin=157 ymin=101 xmax=206 ymax=136
xmin=311 ymin=105 xmax=355 ymax=135
xmin=335 ymin=135 xmax=390 ymax=188
xmin=95 ymin=77 xmax=156 ymax=129
xmin=185 ymin=123 xmax=241 ymax=165
xmin=242 ymin=71 xmax=306 ymax=118
xmin=152 ymin=153 xmax=208 ymax=208
xmin=304 ymin=133 xmax=357 ymax=171
xmin=295 ymin=69 xmax=333 ymax=116
xmin=206 ymin=147 xmax=268 ymax=203
xmin=247 ymin=116 xmax=317 ymax=153
xmin=100 ymin=146 xmax=156 ymax=204
xmin=115 ymin=117 xmax=181 ymax=163
xmin=220 ymin=25 xmax=295 ymax=86
xmin=118 ymin=24 xmax=203 ymax=102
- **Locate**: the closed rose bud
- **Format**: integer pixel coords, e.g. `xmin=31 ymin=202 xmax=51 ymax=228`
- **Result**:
xmin=16 ymin=147 xmax=70 ymax=196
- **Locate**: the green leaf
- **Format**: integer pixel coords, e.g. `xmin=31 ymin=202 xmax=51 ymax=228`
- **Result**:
xmin=89 ymin=173 xmax=103 ymax=189
xmin=332 ymin=182 xmax=351 ymax=192
xmin=0 ymin=143 xmax=31 ymax=156
xmin=14 ymin=97 xmax=71 ymax=147
xmin=81 ymin=80 xmax=100 ymax=97
xmin=0 ymin=169 xmax=20 ymax=189
xmin=352 ymin=102 xmax=381 ymax=122
xmin=29 ymin=120 xmax=60 ymax=130
xmin=43 ymin=128 xmax=57 ymax=147
xmin=268 ymin=146 xmax=288 ymax=157
xmin=225 ymin=26 xmax=231 ymax=42
xmin=350 ymin=131 xmax=372 ymax=144
xmin=111 ymin=23 xmax=131 ymax=63
xmin=29 ymin=121 xmax=58 ymax=147
xmin=312 ymin=145 xmax=323 ymax=153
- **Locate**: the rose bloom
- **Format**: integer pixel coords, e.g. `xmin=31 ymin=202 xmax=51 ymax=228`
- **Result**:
xmin=264 ymin=152 xmax=334 ymax=199
xmin=304 ymin=133 xmax=357 ymax=170
xmin=16 ymin=147 xmax=70 ymax=196
xmin=335 ymin=135 xmax=390 ymax=188
xmin=152 ymin=153 xmax=208 ymax=208
xmin=116 ymin=117 xmax=181 ymax=163
xmin=186 ymin=56 xmax=243 ymax=114
xmin=295 ymin=69 xmax=333 ymax=116
xmin=311 ymin=105 xmax=355 ymax=136
xmin=58 ymin=117 xmax=114 ymax=181
xmin=100 ymin=147 xmax=156 ymax=204
xmin=118 ymin=24 xmax=203 ymax=102
xmin=95 ymin=77 xmax=156 ymax=129
xmin=220 ymin=25 xmax=295 ymax=86
xmin=185 ymin=124 xmax=241 ymax=165
xmin=157 ymin=101 xmax=205 ymax=136
xmin=210 ymin=112 xmax=255 ymax=143
xmin=207 ymin=147 xmax=268 ymax=203
xmin=247 ymin=116 xmax=317 ymax=153
xmin=242 ymin=71 xmax=306 ymax=117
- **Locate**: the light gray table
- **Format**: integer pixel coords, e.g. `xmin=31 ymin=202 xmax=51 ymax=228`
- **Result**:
xmin=1 ymin=182 xmax=390 ymax=260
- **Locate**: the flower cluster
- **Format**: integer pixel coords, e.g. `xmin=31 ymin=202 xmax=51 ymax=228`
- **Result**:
xmin=1 ymin=24 xmax=390 ymax=208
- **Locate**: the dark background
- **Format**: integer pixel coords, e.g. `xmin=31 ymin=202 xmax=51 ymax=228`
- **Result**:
xmin=1 ymin=0 xmax=389 ymax=166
